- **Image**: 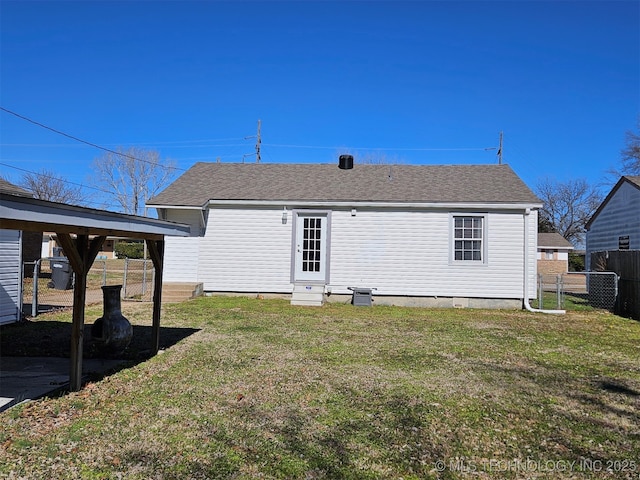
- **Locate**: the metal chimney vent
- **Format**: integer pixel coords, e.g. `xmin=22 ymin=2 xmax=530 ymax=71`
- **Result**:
xmin=339 ymin=154 xmax=354 ymax=170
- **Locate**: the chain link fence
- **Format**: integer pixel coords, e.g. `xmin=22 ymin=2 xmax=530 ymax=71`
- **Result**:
xmin=532 ymin=271 xmax=619 ymax=311
xmin=22 ymin=258 xmax=155 ymax=317
xmin=23 ymin=259 xmax=621 ymax=316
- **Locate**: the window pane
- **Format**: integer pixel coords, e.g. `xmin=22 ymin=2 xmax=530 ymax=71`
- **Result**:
xmin=453 ymin=216 xmax=483 ymax=262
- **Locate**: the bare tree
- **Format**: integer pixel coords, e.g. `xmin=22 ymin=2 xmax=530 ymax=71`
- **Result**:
xmin=536 ymin=177 xmax=603 ymax=246
xmin=538 ymin=213 xmax=555 ymax=234
xmin=92 ymin=147 xmax=177 ymax=216
xmin=619 ymin=120 xmax=640 ymax=175
xmin=18 ymin=169 xmax=86 ymax=205
xmin=606 ymin=119 xmax=640 ymax=182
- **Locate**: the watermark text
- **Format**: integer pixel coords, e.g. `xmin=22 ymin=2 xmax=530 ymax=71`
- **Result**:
xmin=433 ymin=457 xmax=637 ymax=475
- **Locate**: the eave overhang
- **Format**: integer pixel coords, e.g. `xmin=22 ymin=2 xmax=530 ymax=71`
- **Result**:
xmin=200 ymin=199 xmax=543 ymax=211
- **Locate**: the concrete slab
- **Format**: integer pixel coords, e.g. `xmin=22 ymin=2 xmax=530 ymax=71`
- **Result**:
xmin=0 ymin=357 xmax=125 ymax=412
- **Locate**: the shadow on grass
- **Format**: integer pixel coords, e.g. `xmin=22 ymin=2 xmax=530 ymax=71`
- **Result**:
xmin=231 ymin=389 xmax=450 ymax=479
xmin=468 ymin=357 xmax=640 ymax=464
xmin=597 ymin=380 xmax=639 ymax=397
xmin=0 ymin=320 xmax=200 ymax=411
xmin=0 ymin=320 xmax=200 ymax=361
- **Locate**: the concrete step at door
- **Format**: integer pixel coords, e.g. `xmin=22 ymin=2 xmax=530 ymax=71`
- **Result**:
xmin=161 ymin=282 xmax=203 ymax=303
xmin=290 ymin=283 xmax=325 ymax=306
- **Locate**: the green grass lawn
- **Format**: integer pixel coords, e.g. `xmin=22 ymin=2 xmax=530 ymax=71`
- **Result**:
xmin=1 ymin=297 xmax=639 ymax=479
xmin=530 ymin=292 xmax=596 ymax=312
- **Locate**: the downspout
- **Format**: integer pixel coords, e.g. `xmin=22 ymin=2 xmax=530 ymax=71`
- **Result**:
xmin=523 ymin=208 xmax=565 ymax=314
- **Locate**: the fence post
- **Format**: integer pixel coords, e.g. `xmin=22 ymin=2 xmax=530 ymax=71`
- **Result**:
xmin=102 ymin=259 xmax=107 ymax=286
xmin=142 ymin=259 xmax=148 ymax=296
xmin=123 ymin=258 xmax=129 ymax=298
xmin=556 ymin=274 xmax=562 ymax=310
xmin=538 ymin=274 xmax=543 ymax=309
xmin=32 ymin=259 xmax=41 ymax=317
xmin=151 ymin=267 xmax=156 ymax=300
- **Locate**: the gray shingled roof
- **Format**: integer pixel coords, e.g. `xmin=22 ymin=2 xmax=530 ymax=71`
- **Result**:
xmin=148 ymin=162 xmax=541 ymax=207
xmin=626 ymin=175 xmax=640 ymax=188
xmin=538 ymin=232 xmax=574 ymax=249
xmin=0 ymin=178 xmax=33 ymax=197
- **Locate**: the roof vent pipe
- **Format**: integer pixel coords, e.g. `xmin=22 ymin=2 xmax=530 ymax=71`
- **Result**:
xmin=339 ymin=155 xmax=354 ymax=170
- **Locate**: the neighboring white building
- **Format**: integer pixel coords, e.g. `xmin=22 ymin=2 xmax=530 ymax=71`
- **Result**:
xmin=585 ymin=176 xmax=640 ymax=271
xmin=147 ymin=162 xmax=542 ymax=308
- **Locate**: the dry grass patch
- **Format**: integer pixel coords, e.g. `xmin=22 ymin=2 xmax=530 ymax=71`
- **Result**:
xmin=1 ymin=296 xmax=639 ymax=479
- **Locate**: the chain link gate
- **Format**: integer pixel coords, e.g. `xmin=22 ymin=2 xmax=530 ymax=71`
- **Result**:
xmin=535 ymin=271 xmax=619 ymax=311
xmin=23 ymin=258 xmax=155 ymax=317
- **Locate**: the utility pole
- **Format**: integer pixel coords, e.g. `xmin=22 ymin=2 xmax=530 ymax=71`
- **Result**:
xmin=497 ymin=131 xmax=503 ymax=165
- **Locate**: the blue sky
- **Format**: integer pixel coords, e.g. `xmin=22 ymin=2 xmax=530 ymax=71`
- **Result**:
xmin=1 ymin=1 xmax=638 ymax=210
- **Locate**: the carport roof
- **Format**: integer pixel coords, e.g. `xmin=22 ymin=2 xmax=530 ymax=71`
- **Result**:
xmin=1 ymin=192 xmax=190 ymax=239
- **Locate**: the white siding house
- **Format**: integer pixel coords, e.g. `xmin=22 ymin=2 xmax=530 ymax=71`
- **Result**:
xmin=585 ymin=176 xmax=640 ymax=271
xmin=147 ymin=163 xmax=542 ymax=308
xmin=0 ymin=229 xmax=22 ymax=325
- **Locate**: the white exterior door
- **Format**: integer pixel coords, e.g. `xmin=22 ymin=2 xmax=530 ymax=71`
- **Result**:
xmin=294 ymin=213 xmax=328 ymax=283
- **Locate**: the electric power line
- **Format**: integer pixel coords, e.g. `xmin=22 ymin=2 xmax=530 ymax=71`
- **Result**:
xmin=262 ymin=143 xmax=493 ymax=151
xmin=0 ymin=142 xmax=250 ymax=149
xmin=2 ymin=106 xmax=501 ymax=166
xmin=0 ymin=107 xmax=187 ymax=172
xmin=0 ymin=161 xmax=117 ymax=197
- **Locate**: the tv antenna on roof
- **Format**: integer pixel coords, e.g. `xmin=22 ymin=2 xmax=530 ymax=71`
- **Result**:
xmin=243 ymin=119 xmax=262 ymax=163
xmin=485 ymin=131 xmax=503 ymax=164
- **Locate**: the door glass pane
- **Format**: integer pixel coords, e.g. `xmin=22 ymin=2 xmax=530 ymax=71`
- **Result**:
xmin=301 ymin=216 xmax=323 ymax=273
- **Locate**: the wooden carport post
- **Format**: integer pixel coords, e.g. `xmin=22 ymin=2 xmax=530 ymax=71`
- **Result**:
xmin=56 ymin=233 xmax=106 ymax=392
xmin=146 ymin=239 xmax=165 ymax=354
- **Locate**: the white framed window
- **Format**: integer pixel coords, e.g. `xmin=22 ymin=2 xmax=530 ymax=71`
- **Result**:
xmin=545 ymin=249 xmax=554 ymax=260
xmin=452 ymin=215 xmax=485 ymax=263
